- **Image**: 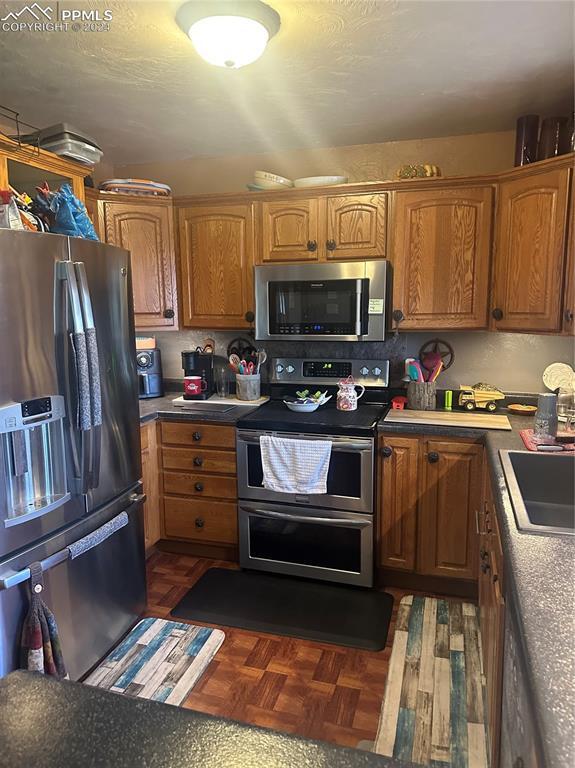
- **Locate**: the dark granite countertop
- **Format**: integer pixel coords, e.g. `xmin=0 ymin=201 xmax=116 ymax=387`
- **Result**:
xmin=0 ymin=672 xmax=407 ymax=768
xmin=139 ymin=394 xmax=250 ymax=425
xmin=380 ymin=412 xmax=575 ymax=768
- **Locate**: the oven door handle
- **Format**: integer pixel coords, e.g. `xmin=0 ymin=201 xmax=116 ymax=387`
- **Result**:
xmin=240 ymin=506 xmax=371 ymax=527
xmin=237 ymin=435 xmax=372 ymax=451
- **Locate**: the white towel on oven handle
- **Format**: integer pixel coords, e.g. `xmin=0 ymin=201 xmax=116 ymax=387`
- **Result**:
xmin=259 ymin=435 xmax=332 ymax=494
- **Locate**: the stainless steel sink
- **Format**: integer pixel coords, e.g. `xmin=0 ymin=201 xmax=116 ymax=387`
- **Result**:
xmin=499 ymin=450 xmax=575 ymax=536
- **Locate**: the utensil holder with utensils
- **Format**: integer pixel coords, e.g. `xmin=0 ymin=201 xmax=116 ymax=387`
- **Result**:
xmin=407 ymin=381 xmax=437 ymax=410
xmin=236 ymin=373 xmax=261 ymax=401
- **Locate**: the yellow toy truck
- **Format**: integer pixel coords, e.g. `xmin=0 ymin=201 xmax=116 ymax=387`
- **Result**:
xmin=458 ymin=383 xmax=505 ymax=412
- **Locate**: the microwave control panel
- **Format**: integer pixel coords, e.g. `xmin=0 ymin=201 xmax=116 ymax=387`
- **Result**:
xmin=272 ymin=358 xmax=389 ymax=387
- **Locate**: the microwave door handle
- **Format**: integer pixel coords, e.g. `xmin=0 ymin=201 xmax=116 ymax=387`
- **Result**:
xmin=355 ymin=278 xmax=370 ymax=336
xmin=241 ymin=506 xmax=370 ymax=527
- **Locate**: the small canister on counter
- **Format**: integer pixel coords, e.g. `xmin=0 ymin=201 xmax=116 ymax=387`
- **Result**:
xmin=407 ymin=381 xmax=437 ymax=411
xmin=236 ymin=373 xmax=261 ymax=401
xmin=533 ymin=393 xmax=558 ymax=439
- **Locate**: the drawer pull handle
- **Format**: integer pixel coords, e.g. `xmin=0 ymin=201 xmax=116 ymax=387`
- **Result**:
xmin=193 ymin=431 xmax=202 ymax=441
xmin=193 ymin=456 xmax=203 ymax=467
xmin=194 ymin=482 xmax=204 ymax=492
xmin=195 ymin=517 xmax=204 ymax=529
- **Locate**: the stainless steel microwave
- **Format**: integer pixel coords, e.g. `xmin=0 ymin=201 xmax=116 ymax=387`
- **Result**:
xmin=254 ymin=260 xmax=388 ymax=342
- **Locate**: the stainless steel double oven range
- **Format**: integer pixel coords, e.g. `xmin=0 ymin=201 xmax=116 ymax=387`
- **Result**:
xmin=236 ymin=358 xmax=390 ymax=588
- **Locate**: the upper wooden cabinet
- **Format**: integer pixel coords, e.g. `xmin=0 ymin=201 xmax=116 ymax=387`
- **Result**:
xmin=391 ymin=186 xmax=493 ymax=329
xmin=325 ymin=193 xmax=387 ymax=259
xmin=562 ymin=173 xmax=574 ymax=335
xmin=492 ymin=166 xmax=570 ymax=332
xmin=103 ymin=199 xmax=178 ymax=330
xmin=259 ymin=198 xmax=320 ymax=262
xmin=178 ymin=203 xmax=254 ymax=329
xmin=258 ymin=192 xmax=387 ymax=262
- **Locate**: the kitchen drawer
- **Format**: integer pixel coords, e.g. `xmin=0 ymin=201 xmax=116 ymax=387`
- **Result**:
xmin=163 ymin=471 xmax=237 ymax=499
xmin=160 ymin=421 xmax=236 ymax=449
xmin=163 ymin=497 xmax=238 ymax=544
xmin=161 ymin=446 xmax=237 ymax=475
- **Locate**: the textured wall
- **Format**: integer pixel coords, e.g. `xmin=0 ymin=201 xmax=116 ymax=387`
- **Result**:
xmin=116 ymin=131 xmax=515 ymax=195
xmin=154 ymin=329 xmax=574 ymax=395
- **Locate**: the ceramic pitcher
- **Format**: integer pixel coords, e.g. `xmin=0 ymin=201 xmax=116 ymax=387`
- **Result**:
xmin=336 ymin=376 xmax=365 ymax=411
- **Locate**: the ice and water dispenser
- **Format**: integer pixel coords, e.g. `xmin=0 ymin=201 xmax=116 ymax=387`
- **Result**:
xmin=0 ymin=396 xmax=71 ymax=527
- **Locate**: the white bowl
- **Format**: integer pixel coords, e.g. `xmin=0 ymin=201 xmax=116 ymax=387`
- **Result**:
xmin=293 ymin=176 xmax=348 ymax=188
xmin=254 ymin=171 xmax=293 ymax=187
xmin=253 ymin=178 xmax=294 ymax=190
xmin=284 ymin=401 xmax=320 ymax=413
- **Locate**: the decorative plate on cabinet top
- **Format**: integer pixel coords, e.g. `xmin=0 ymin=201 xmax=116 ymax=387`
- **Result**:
xmin=293 ymin=176 xmax=348 ymax=188
xmin=542 ymin=362 xmax=575 ymax=392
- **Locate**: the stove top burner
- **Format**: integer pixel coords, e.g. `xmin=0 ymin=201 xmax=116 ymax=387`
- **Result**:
xmin=236 ymin=400 xmax=389 ymax=437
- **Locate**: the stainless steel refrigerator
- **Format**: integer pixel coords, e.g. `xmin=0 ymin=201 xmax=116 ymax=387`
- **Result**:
xmin=0 ymin=229 xmax=146 ymax=680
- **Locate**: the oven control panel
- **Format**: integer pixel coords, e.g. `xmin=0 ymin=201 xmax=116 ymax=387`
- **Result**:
xmin=271 ymin=358 xmax=389 ymax=386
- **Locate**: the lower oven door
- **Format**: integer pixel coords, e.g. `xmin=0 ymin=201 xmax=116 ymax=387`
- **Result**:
xmin=236 ymin=430 xmax=374 ymax=513
xmin=238 ymin=501 xmax=373 ymax=587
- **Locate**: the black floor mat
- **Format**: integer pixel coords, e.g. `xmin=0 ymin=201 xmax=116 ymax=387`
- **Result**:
xmin=170 ymin=568 xmax=394 ymax=651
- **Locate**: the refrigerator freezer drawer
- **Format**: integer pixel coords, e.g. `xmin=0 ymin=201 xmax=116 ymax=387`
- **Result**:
xmin=0 ymin=500 xmax=146 ymax=680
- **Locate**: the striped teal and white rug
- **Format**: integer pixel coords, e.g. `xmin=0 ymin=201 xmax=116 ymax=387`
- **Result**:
xmin=374 ymin=596 xmax=487 ymax=767
xmin=84 ymin=617 xmax=224 ymax=705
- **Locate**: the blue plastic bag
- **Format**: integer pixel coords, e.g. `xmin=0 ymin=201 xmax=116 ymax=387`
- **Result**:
xmin=50 ymin=183 xmax=99 ymax=240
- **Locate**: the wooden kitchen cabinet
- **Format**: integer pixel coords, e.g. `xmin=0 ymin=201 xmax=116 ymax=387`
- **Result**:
xmin=140 ymin=421 xmax=160 ymax=554
xmin=84 ymin=189 xmax=101 ymax=239
xmin=418 ymin=438 xmax=482 ymax=580
xmin=378 ymin=434 xmax=481 ymax=588
xmin=377 ymin=435 xmax=419 ymax=571
xmin=478 ymin=475 xmax=505 ymax=768
xmin=103 ymin=198 xmax=178 ymax=329
xmin=160 ymin=420 xmax=238 ymax=558
xmin=391 ymin=186 xmax=493 ymax=329
xmin=259 ymin=198 xmax=320 ymax=262
xmin=562 ymin=174 xmax=575 ymax=335
xmin=178 ymin=203 xmax=254 ymax=328
xmin=325 ymin=193 xmax=387 ymax=259
xmin=492 ymin=165 xmax=571 ymax=332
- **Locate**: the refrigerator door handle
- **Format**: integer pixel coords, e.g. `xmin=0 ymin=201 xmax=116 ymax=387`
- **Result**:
xmin=0 ymin=500 xmax=144 ymax=592
xmin=74 ymin=261 xmax=102 ymax=490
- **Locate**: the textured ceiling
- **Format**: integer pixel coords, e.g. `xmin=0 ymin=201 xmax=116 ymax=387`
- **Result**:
xmin=0 ymin=0 xmax=573 ymax=164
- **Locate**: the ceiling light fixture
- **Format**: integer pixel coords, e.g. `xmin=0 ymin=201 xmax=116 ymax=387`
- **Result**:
xmin=176 ymin=1 xmax=281 ymax=69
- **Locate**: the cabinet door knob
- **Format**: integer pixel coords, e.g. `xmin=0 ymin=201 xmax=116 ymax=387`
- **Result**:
xmin=193 ymin=456 xmax=203 ymax=466
xmin=306 ymin=240 xmax=317 ymax=252
xmin=326 ymin=239 xmax=337 ymax=251
xmin=480 ymin=547 xmax=488 ymax=560
xmin=194 ymin=482 xmax=204 ymax=492
xmin=391 ymin=309 xmax=405 ymax=324
xmin=481 ymin=561 xmax=491 ymax=574
xmin=163 ymin=308 xmax=175 ymax=319
xmin=193 ymin=431 xmax=202 ymax=441
xmin=380 ymin=446 xmax=393 ymax=458
xmin=194 ymin=517 xmax=205 ymax=529
xmin=427 ymin=451 xmax=439 ymax=463
xmin=245 ymin=310 xmax=255 ymax=323
xmin=565 ymin=309 xmax=574 ymax=323
xmin=492 ymin=307 xmax=504 ymax=321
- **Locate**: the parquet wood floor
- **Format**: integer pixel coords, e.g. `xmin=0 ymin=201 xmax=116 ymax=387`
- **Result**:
xmin=145 ymin=551 xmax=434 ymax=749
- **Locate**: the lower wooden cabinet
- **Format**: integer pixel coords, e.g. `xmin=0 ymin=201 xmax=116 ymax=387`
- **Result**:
xmin=140 ymin=421 xmax=160 ymax=554
xmin=378 ymin=434 xmax=481 ymax=584
xmin=160 ymin=420 xmax=238 ymax=555
xmin=479 ymin=474 xmax=505 ymax=768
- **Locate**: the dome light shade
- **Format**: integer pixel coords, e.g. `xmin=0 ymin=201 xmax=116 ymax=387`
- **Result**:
xmin=176 ymin=1 xmax=280 ymax=69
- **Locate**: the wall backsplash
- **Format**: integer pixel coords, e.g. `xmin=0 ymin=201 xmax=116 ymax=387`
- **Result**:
xmin=153 ymin=330 xmax=574 ymax=395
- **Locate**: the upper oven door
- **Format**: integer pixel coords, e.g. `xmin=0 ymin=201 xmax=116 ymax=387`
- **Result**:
xmin=236 ymin=430 xmax=374 ymax=513
xmin=254 ymin=261 xmax=387 ymax=341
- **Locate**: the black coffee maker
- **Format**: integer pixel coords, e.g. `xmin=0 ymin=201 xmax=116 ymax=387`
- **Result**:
xmin=181 ymin=350 xmax=215 ymax=400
